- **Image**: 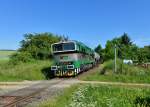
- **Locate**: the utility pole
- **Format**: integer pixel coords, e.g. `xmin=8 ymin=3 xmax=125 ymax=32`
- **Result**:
xmin=114 ymin=44 xmax=117 ymax=73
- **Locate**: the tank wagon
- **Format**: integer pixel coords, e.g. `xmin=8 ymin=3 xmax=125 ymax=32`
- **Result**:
xmin=51 ymin=40 xmax=100 ymax=77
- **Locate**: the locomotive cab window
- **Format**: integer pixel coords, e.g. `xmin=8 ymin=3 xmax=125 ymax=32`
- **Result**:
xmin=53 ymin=42 xmax=75 ymax=52
xmin=53 ymin=44 xmax=63 ymax=51
xmin=63 ymin=43 xmax=75 ymax=50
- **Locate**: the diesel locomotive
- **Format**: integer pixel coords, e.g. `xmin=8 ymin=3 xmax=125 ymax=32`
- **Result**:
xmin=51 ymin=40 xmax=100 ymax=77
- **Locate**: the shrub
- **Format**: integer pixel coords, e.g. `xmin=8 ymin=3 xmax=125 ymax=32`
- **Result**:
xmin=101 ymin=59 xmax=123 ymax=74
xmin=67 ymin=85 xmax=150 ymax=107
xmin=9 ymin=32 xmax=62 ymax=64
xmin=134 ymin=96 xmax=150 ymax=106
xmin=101 ymin=59 xmax=150 ymax=76
xmin=9 ymin=52 xmax=34 ymax=65
xmin=19 ymin=33 xmax=61 ymax=59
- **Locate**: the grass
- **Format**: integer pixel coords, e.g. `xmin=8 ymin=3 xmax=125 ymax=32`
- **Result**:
xmin=0 ymin=60 xmax=53 ymax=81
xmin=67 ymin=85 xmax=150 ymax=107
xmin=38 ymin=85 xmax=79 ymax=107
xmin=39 ymin=84 xmax=150 ymax=107
xmin=0 ymin=50 xmax=54 ymax=81
xmin=80 ymin=59 xmax=150 ymax=83
xmin=0 ymin=50 xmax=16 ymax=60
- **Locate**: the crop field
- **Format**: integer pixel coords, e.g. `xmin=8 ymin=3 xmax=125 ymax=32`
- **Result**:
xmin=39 ymin=84 xmax=150 ymax=107
xmin=0 ymin=50 xmax=15 ymax=60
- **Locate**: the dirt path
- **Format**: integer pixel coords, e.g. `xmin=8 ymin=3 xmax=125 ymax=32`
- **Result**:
xmin=63 ymin=79 xmax=150 ymax=88
xmin=79 ymin=80 xmax=150 ymax=87
xmin=0 ymin=79 xmax=79 ymax=107
xmin=1 ymin=75 xmax=150 ymax=106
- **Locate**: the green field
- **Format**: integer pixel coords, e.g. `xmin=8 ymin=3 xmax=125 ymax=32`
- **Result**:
xmin=0 ymin=50 xmax=16 ymax=60
xmin=39 ymin=84 xmax=150 ymax=107
xmin=80 ymin=60 xmax=150 ymax=83
xmin=0 ymin=60 xmax=53 ymax=81
xmin=0 ymin=50 xmax=54 ymax=81
xmin=80 ymin=70 xmax=150 ymax=83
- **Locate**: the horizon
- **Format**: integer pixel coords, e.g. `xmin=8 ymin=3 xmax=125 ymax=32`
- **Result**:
xmin=0 ymin=0 xmax=150 ymax=50
xmin=0 ymin=32 xmax=149 ymax=50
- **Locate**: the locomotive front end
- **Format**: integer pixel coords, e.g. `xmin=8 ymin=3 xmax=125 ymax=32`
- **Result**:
xmin=51 ymin=41 xmax=78 ymax=76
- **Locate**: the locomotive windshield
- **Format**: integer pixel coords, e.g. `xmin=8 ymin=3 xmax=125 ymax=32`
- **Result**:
xmin=52 ymin=42 xmax=75 ymax=52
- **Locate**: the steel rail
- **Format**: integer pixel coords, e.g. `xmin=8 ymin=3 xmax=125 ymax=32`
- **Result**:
xmin=0 ymin=80 xmax=63 ymax=107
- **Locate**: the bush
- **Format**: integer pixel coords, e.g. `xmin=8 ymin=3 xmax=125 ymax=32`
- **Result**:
xmin=0 ymin=60 xmax=52 ymax=81
xmin=101 ymin=59 xmax=123 ymax=74
xmin=101 ymin=59 xmax=150 ymax=76
xmin=134 ymin=96 xmax=150 ymax=106
xmin=9 ymin=32 xmax=62 ymax=64
xmin=9 ymin=52 xmax=34 ymax=65
xmin=19 ymin=33 xmax=61 ymax=59
xmin=67 ymin=85 xmax=150 ymax=107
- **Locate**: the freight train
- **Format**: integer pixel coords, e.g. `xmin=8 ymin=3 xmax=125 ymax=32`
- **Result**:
xmin=51 ymin=40 xmax=100 ymax=77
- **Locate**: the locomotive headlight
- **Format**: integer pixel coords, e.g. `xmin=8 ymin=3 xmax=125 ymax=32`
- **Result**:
xmin=67 ymin=65 xmax=74 ymax=69
xmin=51 ymin=66 xmax=58 ymax=70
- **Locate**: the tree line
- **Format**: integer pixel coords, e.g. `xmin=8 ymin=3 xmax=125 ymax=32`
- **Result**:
xmin=10 ymin=33 xmax=61 ymax=64
xmin=10 ymin=32 xmax=150 ymax=64
xmin=95 ymin=33 xmax=150 ymax=63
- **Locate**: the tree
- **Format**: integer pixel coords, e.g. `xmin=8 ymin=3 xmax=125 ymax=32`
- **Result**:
xmin=94 ymin=44 xmax=105 ymax=62
xmin=102 ymin=33 xmax=140 ymax=62
xmin=120 ymin=33 xmax=132 ymax=45
xmin=104 ymin=40 xmax=115 ymax=61
xmin=19 ymin=32 xmax=61 ymax=59
xmin=94 ymin=44 xmax=102 ymax=55
xmin=137 ymin=46 xmax=150 ymax=63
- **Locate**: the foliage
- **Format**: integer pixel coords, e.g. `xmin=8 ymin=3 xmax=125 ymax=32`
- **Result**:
xmin=102 ymin=59 xmax=149 ymax=75
xmin=39 ymin=84 xmax=150 ymax=107
xmin=103 ymin=40 xmax=115 ymax=60
xmin=134 ymin=96 xmax=150 ymax=106
xmin=9 ymin=52 xmax=34 ymax=65
xmin=9 ymin=32 xmax=61 ymax=64
xmin=80 ymin=60 xmax=150 ymax=83
xmin=94 ymin=44 xmax=105 ymax=62
xmin=95 ymin=33 xmax=150 ymax=63
xmin=67 ymin=85 xmax=150 ymax=107
xmin=19 ymin=32 xmax=61 ymax=60
xmin=120 ymin=33 xmax=132 ymax=45
xmin=94 ymin=44 xmax=102 ymax=55
xmin=0 ymin=60 xmax=53 ymax=81
xmin=103 ymin=33 xmax=139 ymax=61
xmin=138 ymin=46 xmax=150 ymax=63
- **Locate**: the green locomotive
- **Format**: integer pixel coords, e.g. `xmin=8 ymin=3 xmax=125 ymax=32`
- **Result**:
xmin=51 ymin=40 xmax=100 ymax=76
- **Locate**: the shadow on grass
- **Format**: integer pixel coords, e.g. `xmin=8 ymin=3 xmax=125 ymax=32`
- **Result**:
xmin=41 ymin=67 xmax=55 ymax=79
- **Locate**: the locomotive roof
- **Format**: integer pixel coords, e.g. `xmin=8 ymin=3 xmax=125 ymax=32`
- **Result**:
xmin=53 ymin=40 xmax=75 ymax=44
xmin=52 ymin=40 xmax=94 ymax=54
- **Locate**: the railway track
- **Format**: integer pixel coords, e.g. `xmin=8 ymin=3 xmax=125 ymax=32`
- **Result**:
xmin=0 ymin=79 xmax=63 ymax=107
xmin=0 ymin=67 xmax=99 ymax=107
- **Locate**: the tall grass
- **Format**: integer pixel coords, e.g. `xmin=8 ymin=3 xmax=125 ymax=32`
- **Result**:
xmin=81 ymin=59 xmax=150 ymax=83
xmin=102 ymin=59 xmax=149 ymax=75
xmin=67 ymin=85 xmax=150 ymax=107
xmin=0 ymin=60 xmax=52 ymax=81
xmin=39 ymin=85 xmax=150 ymax=107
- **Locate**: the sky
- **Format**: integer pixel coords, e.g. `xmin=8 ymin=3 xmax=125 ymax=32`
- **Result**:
xmin=0 ymin=0 xmax=150 ymax=50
